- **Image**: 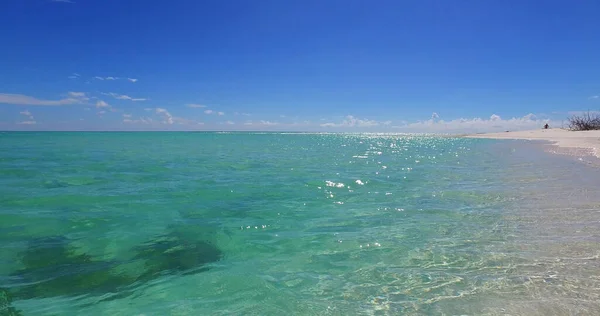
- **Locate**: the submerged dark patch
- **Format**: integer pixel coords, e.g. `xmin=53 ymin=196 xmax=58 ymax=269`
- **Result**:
xmin=0 ymin=288 xmax=23 ymax=316
xmin=134 ymin=234 xmax=222 ymax=281
xmin=9 ymin=236 xmax=133 ymax=300
xmin=4 ymin=230 xmax=223 ymax=310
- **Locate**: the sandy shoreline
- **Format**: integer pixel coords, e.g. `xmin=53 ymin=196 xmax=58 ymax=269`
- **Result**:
xmin=466 ymin=129 xmax=600 ymax=158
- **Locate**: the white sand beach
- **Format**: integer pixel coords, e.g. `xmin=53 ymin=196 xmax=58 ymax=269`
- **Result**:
xmin=467 ymin=129 xmax=600 ymax=158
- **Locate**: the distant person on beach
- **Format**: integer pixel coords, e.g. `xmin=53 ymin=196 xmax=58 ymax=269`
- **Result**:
xmin=544 ymin=123 xmax=549 ymax=129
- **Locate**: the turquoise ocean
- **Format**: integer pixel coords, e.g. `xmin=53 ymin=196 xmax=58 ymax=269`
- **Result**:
xmin=1 ymin=132 xmax=600 ymax=315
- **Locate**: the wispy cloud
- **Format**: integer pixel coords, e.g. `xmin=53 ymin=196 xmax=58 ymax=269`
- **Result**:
xmin=96 ymin=100 xmax=110 ymax=108
xmin=321 ymin=115 xmax=379 ymax=128
xmin=67 ymin=91 xmax=88 ymax=100
xmin=244 ymin=120 xmax=279 ymax=126
xmin=153 ymin=108 xmax=195 ymax=125
xmin=187 ymin=104 xmax=207 ymax=108
xmin=225 ymin=120 xmax=235 ymax=125
xmin=0 ymin=93 xmax=82 ymax=106
xmin=18 ymin=109 xmax=36 ymax=125
xmin=233 ymin=112 xmax=252 ymax=117
xmin=589 ymin=95 xmax=599 ymax=99
xmin=94 ymin=76 xmax=138 ymax=83
xmin=102 ymin=92 xmax=147 ymax=102
xmin=393 ymin=113 xmax=554 ymax=133
xmin=124 ymin=117 xmax=153 ymax=124
xmin=203 ymin=109 xmax=225 ymax=116
xmin=156 ymin=108 xmax=174 ymax=124
xmin=68 ymin=73 xmax=80 ymax=79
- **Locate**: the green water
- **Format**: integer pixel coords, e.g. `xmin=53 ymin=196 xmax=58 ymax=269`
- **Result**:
xmin=1 ymin=132 xmax=600 ymax=315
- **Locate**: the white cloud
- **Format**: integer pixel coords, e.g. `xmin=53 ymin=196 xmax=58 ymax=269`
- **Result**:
xmin=19 ymin=110 xmax=35 ymax=121
xmin=153 ymin=107 xmax=196 ymax=125
xmin=186 ymin=104 xmax=206 ymax=108
xmin=393 ymin=113 xmax=554 ymax=133
xmin=67 ymin=92 xmax=89 ymax=102
xmin=124 ymin=113 xmax=198 ymax=127
xmin=95 ymin=76 xmax=134 ymax=82
xmin=68 ymin=73 xmax=80 ymax=79
xmin=124 ymin=117 xmax=153 ymax=124
xmin=102 ymin=92 xmax=147 ymax=102
xmin=234 ymin=112 xmax=251 ymax=116
xmin=314 ymin=113 xmax=558 ymax=133
xmin=321 ymin=115 xmax=379 ymax=128
xmin=243 ymin=120 xmax=279 ymax=126
xmin=96 ymin=100 xmax=110 ymax=108
xmin=589 ymin=95 xmax=599 ymax=99
xmin=68 ymin=92 xmax=85 ymax=97
xmin=204 ymin=110 xmax=214 ymax=114
xmin=97 ymin=110 xmax=106 ymax=115
xmin=225 ymin=121 xmax=234 ymax=125
xmin=155 ymin=108 xmax=174 ymax=124
xmin=217 ymin=111 xmax=225 ymax=116
xmin=18 ymin=120 xmax=37 ymax=125
xmin=0 ymin=93 xmax=81 ymax=106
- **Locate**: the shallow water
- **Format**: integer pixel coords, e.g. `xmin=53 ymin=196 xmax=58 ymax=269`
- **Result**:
xmin=1 ymin=132 xmax=599 ymax=315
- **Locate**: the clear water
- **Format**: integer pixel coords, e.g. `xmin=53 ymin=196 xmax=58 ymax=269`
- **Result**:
xmin=1 ymin=132 xmax=599 ymax=315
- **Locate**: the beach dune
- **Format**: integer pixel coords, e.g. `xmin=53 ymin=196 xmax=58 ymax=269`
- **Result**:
xmin=467 ymin=129 xmax=600 ymax=158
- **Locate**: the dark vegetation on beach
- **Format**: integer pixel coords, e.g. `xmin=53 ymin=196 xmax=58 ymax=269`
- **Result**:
xmin=567 ymin=111 xmax=600 ymax=131
xmin=1 ymin=227 xmax=222 ymax=315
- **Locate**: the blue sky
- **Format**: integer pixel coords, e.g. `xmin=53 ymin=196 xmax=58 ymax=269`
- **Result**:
xmin=1 ymin=0 xmax=599 ymax=132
